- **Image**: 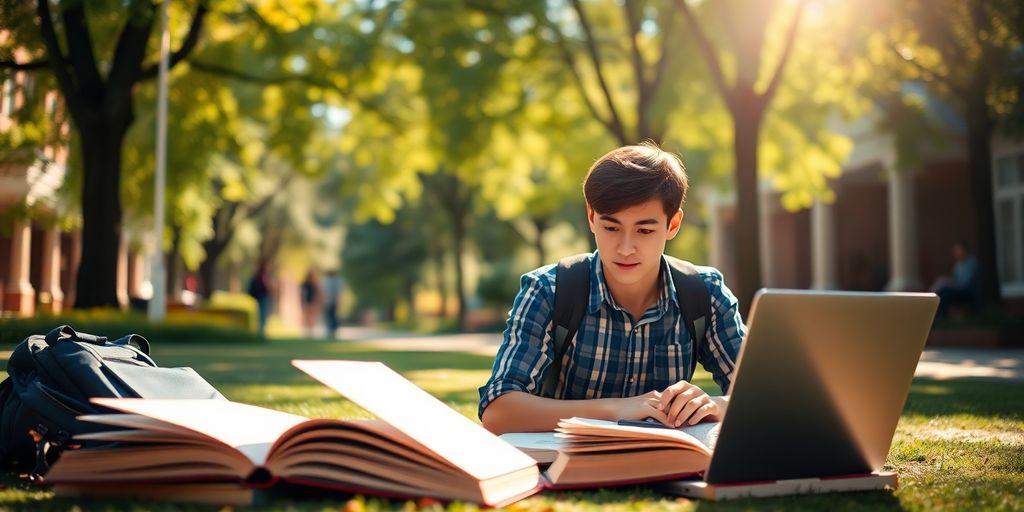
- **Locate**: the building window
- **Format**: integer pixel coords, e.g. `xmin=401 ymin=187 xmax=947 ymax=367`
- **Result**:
xmin=995 ymin=152 xmax=1024 ymax=296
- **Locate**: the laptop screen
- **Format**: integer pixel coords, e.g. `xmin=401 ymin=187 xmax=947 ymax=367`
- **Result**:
xmin=704 ymin=289 xmax=937 ymax=484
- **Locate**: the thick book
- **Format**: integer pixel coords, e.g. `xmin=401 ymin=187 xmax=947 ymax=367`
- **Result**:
xmin=44 ymin=360 xmax=542 ymax=507
xmin=498 ymin=432 xmax=569 ymax=464
xmin=657 ymin=471 xmax=899 ymax=500
xmin=541 ymin=417 xmax=720 ymax=488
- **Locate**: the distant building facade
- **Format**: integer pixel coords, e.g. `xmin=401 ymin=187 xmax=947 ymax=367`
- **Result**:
xmin=0 ymin=49 xmax=75 ymax=316
xmin=706 ymin=105 xmax=1024 ymax=313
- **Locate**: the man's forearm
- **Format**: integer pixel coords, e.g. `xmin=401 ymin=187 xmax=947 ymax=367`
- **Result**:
xmin=481 ymin=391 xmax=625 ymax=435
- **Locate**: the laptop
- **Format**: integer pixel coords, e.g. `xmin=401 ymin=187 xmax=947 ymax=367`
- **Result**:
xmin=660 ymin=288 xmax=939 ymax=500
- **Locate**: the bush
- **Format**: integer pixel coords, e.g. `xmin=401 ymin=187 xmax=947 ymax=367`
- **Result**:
xmin=0 ymin=308 xmax=263 ymax=346
xmin=476 ymin=261 xmax=522 ymax=309
xmin=203 ymin=291 xmax=260 ymax=331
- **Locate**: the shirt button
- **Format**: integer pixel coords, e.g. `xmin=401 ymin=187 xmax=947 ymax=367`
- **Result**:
xmin=627 ymin=376 xmax=635 ymax=383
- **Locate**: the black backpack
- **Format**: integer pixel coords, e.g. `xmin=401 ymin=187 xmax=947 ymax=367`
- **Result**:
xmin=0 ymin=325 xmax=225 ymax=478
xmin=538 ymin=254 xmax=712 ymax=397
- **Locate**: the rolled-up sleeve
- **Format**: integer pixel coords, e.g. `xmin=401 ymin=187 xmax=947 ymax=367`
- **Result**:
xmin=477 ymin=267 xmax=556 ymax=419
xmin=697 ymin=268 xmax=746 ymax=394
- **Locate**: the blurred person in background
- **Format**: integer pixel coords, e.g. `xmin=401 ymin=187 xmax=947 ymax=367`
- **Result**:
xmin=322 ymin=270 xmax=344 ymax=340
xmin=247 ymin=259 xmax=274 ymax=338
xmin=931 ymin=240 xmax=979 ymax=319
xmin=300 ymin=269 xmax=322 ymax=338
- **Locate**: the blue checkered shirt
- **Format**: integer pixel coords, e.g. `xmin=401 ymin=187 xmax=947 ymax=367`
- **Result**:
xmin=478 ymin=252 xmax=746 ymax=418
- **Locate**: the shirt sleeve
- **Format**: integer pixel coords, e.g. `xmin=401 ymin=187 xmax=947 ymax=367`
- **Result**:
xmin=477 ymin=268 xmax=556 ymax=419
xmin=696 ymin=268 xmax=746 ymax=394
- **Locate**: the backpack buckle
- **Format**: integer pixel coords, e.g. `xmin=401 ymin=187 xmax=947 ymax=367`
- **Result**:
xmin=27 ymin=425 xmax=74 ymax=483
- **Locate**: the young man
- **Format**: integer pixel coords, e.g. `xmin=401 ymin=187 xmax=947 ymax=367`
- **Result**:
xmin=478 ymin=144 xmax=746 ymax=435
xmin=931 ymin=240 xmax=979 ymax=319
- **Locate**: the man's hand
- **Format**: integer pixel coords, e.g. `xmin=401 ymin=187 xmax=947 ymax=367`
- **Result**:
xmin=657 ymin=381 xmax=722 ymax=427
xmin=612 ymin=390 xmax=671 ymax=425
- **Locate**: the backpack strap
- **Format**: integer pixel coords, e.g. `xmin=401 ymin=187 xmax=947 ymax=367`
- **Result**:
xmin=45 ymin=325 xmax=152 ymax=356
xmin=665 ymin=256 xmax=713 ymax=378
xmin=537 ymin=254 xmax=714 ymax=397
xmin=538 ymin=253 xmax=591 ymax=398
xmin=45 ymin=325 xmax=106 ymax=347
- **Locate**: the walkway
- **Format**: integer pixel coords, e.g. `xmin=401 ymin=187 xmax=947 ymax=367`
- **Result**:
xmin=336 ymin=327 xmax=1024 ymax=381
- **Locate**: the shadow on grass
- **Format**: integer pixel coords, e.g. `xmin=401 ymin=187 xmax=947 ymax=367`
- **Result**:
xmin=691 ymin=490 xmax=905 ymax=511
xmin=903 ymin=378 xmax=1024 ymax=420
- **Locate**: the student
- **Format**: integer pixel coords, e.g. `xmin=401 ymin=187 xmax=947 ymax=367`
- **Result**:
xmin=322 ymin=271 xmax=344 ymax=339
xmin=300 ymin=270 xmax=322 ymax=338
xmin=247 ymin=258 xmax=274 ymax=338
xmin=478 ymin=144 xmax=746 ymax=435
xmin=931 ymin=240 xmax=979 ymax=319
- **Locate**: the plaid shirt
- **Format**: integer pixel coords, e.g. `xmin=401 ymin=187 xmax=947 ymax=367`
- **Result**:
xmin=478 ymin=252 xmax=746 ymax=418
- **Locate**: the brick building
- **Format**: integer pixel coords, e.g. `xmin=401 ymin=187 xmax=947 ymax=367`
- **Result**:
xmin=705 ymin=108 xmax=1024 ymax=313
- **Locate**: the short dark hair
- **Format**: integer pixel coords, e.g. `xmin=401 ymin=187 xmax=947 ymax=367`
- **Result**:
xmin=583 ymin=143 xmax=688 ymax=219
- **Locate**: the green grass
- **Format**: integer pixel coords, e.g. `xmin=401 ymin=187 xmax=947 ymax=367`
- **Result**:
xmin=0 ymin=339 xmax=1022 ymax=511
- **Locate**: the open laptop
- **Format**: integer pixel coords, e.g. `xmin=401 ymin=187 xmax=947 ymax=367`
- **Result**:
xmin=660 ymin=288 xmax=939 ymax=500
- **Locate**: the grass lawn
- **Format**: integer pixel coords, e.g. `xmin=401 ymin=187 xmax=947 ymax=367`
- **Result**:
xmin=1 ymin=338 xmax=1022 ymax=511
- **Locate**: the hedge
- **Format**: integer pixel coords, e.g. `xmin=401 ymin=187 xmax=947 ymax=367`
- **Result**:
xmin=0 ymin=307 xmax=263 ymax=346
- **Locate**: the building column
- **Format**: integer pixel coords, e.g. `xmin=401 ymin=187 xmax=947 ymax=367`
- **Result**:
xmin=117 ymin=237 xmax=129 ymax=309
xmin=127 ymin=248 xmax=146 ymax=300
xmin=38 ymin=227 xmax=64 ymax=313
xmin=4 ymin=220 xmax=35 ymax=316
xmin=886 ymin=166 xmax=922 ymax=291
xmin=811 ymin=199 xmax=839 ymax=289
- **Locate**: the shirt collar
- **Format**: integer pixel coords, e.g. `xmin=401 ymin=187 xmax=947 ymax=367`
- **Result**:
xmin=589 ymin=251 xmax=679 ymax=315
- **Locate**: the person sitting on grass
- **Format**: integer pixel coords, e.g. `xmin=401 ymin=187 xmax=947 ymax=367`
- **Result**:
xmin=478 ymin=143 xmax=746 ymax=434
xmin=931 ymin=240 xmax=979 ymax=320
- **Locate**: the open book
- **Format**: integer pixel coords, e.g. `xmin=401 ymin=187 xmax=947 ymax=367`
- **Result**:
xmin=44 ymin=360 xmax=541 ymax=507
xmin=540 ymin=417 xmax=720 ymax=488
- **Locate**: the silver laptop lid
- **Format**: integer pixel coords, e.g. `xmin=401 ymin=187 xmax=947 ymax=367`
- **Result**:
xmin=705 ymin=289 xmax=938 ymax=484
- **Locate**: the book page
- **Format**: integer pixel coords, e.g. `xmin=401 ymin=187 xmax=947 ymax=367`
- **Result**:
xmin=679 ymin=421 xmax=720 ymax=449
xmin=91 ymin=398 xmax=310 ymax=465
xmin=499 ymin=432 xmax=568 ymax=453
xmin=292 ymin=360 xmax=537 ymax=481
xmin=556 ymin=418 xmax=716 ymax=455
xmin=499 ymin=432 xmax=566 ymax=463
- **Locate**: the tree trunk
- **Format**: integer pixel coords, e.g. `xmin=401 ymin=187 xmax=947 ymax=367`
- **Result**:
xmin=166 ymin=225 xmax=181 ymax=304
xmin=732 ymin=95 xmax=766 ymax=317
xmin=452 ymin=209 xmax=467 ymax=331
xmin=198 ymin=252 xmax=218 ymax=300
xmin=403 ymin=276 xmax=416 ymax=322
xmin=74 ymin=117 xmax=129 ymax=309
xmin=199 ymin=238 xmax=229 ymax=300
xmin=434 ymin=248 xmax=449 ymax=319
xmin=532 ymin=215 xmax=548 ymax=267
xmin=964 ymin=76 xmax=1002 ymax=307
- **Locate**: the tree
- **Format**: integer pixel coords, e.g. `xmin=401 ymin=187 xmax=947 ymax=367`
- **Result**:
xmin=196 ymin=164 xmax=289 ymax=299
xmin=118 ymin=0 xmax=392 ymax=300
xmin=420 ymin=170 xmax=478 ymax=328
xmin=876 ymin=0 xmax=1023 ymax=306
xmin=0 ymin=0 xmax=208 ymax=308
xmin=529 ymin=0 xmax=688 ymax=146
xmin=672 ymin=0 xmax=808 ymax=311
xmin=341 ymin=208 xmax=427 ymax=321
